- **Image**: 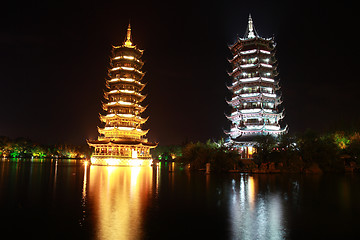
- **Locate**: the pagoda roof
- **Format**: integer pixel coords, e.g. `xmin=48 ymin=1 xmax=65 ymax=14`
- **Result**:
xmin=103 ymin=101 xmax=146 ymax=110
xmin=105 ymin=89 xmax=146 ymax=101
xmin=107 ymin=78 xmax=145 ymax=88
xmin=227 ymin=93 xmax=279 ymax=106
xmin=228 ymin=79 xmax=278 ymax=92
xmin=87 ymin=138 xmax=157 ymax=147
xmin=99 ymin=113 xmax=148 ymax=124
xmin=225 ymin=109 xmax=284 ymax=121
xmin=228 ymin=49 xmax=273 ymax=63
xmin=111 ymin=55 xmax=143 ymax=64
xmin=226 ymin=126 xmax=288 ymax=142
xmin=109 ymin=66 xmax=145 ymax=76
xmin=98 ymin=126 xmax=149 ymax=136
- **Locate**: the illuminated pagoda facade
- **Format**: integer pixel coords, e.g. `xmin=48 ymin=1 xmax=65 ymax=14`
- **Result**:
xmin=87 ymin=24 xmax=157 ymax=166
xmin=226 ymin=15 xmax=287 ymax=158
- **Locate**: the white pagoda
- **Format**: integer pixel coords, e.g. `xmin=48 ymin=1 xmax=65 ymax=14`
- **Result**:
xmin=225 ymin=15 xmax=287 ymax=158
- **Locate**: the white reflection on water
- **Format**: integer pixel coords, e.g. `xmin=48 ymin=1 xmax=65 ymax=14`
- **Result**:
xmin=86 ymin=165 xmax=154 ymax=240
xmin=230 ymin=175 xmax=285 ymax=240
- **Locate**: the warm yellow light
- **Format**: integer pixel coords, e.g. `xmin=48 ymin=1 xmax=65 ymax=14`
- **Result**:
xmin=248 ymin=176 xmax=255 ymax=209
xmin=88 ymin=165 xmax=154 ymax=239
xmin=132 ymin=150 xmax=138 ymax=159
xmin=248 ymin=146 xmax=254 ymax=155
xmin=90 ymin=156 xmax=153 ymax=166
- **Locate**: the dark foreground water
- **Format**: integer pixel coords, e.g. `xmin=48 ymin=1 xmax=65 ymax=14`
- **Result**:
xmin=1 ymin=159 xmax=360 ymax=239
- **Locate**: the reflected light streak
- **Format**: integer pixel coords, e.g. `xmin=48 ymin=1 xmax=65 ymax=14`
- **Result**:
xmin=230 ymin=175 xmax=285 ymax=240
xmin=80 ymin=161 xmax=89 ymax=227
xmin=88 ymin=166 xmax=153 ymax=239
xmin=248 ymin=176 xmax=255 ymax=209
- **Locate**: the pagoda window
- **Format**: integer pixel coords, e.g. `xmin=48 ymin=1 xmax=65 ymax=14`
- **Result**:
xmin=123 ymin=63 xmax=132 ymax=68
xmin=246 ymin=119 xmax=260 ymax=124
xmin=251 ymin=103 xmax=258 ymax=108
xmin=114 ymin=148 xmax=119 ymax=155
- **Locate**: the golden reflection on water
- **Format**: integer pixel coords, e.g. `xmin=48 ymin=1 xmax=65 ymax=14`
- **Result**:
xmin=248 ymin=176 xmax=256 ymax=210
xmin=87 ymin=165 xmax=154 ymax=240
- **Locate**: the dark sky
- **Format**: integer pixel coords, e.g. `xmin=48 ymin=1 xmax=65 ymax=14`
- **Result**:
xmin=0 ymin=0 xmax=358 ymax=145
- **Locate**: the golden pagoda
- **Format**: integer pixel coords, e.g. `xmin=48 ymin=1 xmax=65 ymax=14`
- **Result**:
xmin=87 ymin=24 xmax=157 ymax=166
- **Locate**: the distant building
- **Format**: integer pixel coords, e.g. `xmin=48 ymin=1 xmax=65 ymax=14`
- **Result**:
xmin=225 ymin=15 xmax=287 ymax=158
xmin=87 ymin=24 xmax=157 ymax=166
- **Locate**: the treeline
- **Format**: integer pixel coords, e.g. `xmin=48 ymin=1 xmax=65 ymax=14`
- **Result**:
xmin=178 ymin=140 xmax=239 ymax=172
xmin=155 ymin=130 xmax=360 ymax=173
xmin=154 ymin=140 xmax=240 ymax=172
xmin=0 ymin=136 xmax=91 ymax=159
xmin=254 ymin=130 xmax=360 ymax=173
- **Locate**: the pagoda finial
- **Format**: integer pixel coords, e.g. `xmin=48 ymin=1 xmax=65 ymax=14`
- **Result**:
xmin=124 ymin=22 xmax=133 ymax=47
xmin=245 ymin=14 xmax=258 ymax=39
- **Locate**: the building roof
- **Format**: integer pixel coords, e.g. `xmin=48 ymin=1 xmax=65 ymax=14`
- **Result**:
xmin=87 ymin=138 xmax=157 ymax=147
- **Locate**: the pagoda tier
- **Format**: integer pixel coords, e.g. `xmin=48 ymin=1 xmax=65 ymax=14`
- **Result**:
xmin=87 ymin=24 xmax=157 ymax=166
xmin=225 ymin=15 xmax=287 ymax=148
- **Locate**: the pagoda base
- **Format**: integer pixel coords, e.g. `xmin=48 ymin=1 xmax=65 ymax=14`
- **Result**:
xmin=90 ymin=156 xmax=153 ymax=166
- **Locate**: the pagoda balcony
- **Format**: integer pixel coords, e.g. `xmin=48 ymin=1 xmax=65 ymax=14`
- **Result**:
xmin=240 ymin=125 xmax=281 ymax=131
xmin=236 ymin=88 xmax=274 ymax=95
xmin=238 ymin=77 xmax=274 ymax=83
xmin=239 ymin=62 xmax=273 ymax=69
xmin=106 ymin=89 xmax=146 ymax=101
xmin=237 ymin=48 xmax=272 ymax=56
xmin=240 ymin=105 xmax=276 ymax=111
xmin=110 ymin=66 xmax=143 ymax=73
xmin=229 ymin=77 xmax=276 ymax=90
xmin=239 ymin=92 xmax=277 ymax=98
xmin=240 ymin=108 xmax=261 ymax=113
xmin=239 ymin=108 xmax=281 ymax=115
xmin=243 ymin=121 xmax=280 ymax=126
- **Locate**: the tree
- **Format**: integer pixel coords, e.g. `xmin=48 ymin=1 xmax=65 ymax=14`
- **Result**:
xmin=253 ymin=135 xmax=277 ymax=164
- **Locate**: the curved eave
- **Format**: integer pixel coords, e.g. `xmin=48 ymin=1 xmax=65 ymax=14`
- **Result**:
xmin=103 ymin=100 xmax=144 ymax=108
xmin=105 ymin=90 xmax=146 ymax=100
xmin=112 ymin=45 xmax=144 ymax=56
xmin=107 ymin=78 xmax=145 ymax=88
xmin=239 ymin=108 xmax=283 ymax=114
xmin=238 ymin=93 xmax=280 ymax=101
xmin=234 ymin=77 xmax=276 ymax=85
xmin=99 ymin=114 xmax=149 ymax=124
xmin=238 ymin=63 xmax=275 ymax=70
xmin=88 ymin=139 xmax=157 ymax=148
xmin=109 ymin=67 xmax=145 ymax=77
xmin=235 ymin=128 xmax=287 ymax=135
xmin=226 ymin=96 xmax=240 ymax=107
xmin=225 ymin=112 xmax=240 ymax=121
xmin=98 ymin=126 xmax=149 ymax=136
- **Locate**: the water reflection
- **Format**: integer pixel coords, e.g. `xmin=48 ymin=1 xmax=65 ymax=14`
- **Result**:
xmin=230 ymin=175 xmax=285 ymax=240
xmin=86 ymin=165 xmax=154 ymax=240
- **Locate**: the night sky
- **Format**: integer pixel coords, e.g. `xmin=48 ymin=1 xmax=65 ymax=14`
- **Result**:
xmin=0 ymin=0 xmax=358 ymax=146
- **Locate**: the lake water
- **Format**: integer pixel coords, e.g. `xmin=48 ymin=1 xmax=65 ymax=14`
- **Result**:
xmin=0 ymin=159 xmax=359 ymax=239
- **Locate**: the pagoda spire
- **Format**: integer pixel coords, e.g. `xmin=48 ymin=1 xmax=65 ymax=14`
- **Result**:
xmin=245 ymin=14 xmax=258 ymax=39
xmin=124 ymin=22 xmax=133 ymax=47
